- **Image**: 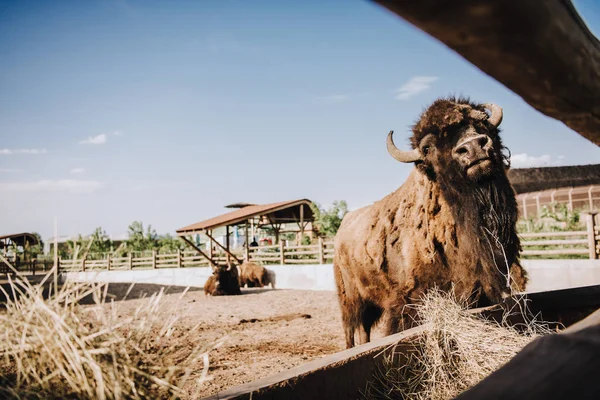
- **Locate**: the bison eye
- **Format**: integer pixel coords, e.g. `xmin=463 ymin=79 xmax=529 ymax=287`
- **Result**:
xmin=421 ymin=145 xmax=430 ymax=156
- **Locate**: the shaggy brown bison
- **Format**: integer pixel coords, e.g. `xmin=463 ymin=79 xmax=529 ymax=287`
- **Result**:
xmin=239 ymin=261 xmax=268 ymax=288
xmin=238 ymin=262 xmax=277 ymax=289
xmin=204 ymin=264 xmax=241 ymax=296
xmin=334 ymin=96 xmax=528 ymax=348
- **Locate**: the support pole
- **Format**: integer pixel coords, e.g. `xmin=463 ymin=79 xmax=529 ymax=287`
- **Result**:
xmin=585 ymin=212 xmax=599 ymax=260
xmin=226 ymin=225 xmax=231 ymax=266
xmin=299 ymin=204 xmax=305 ymax=245
xmin=244 ymin=223 xmax=250 ymax=261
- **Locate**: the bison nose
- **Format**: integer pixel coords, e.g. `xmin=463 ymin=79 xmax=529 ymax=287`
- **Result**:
xmin=453 ymin=134 xmax=492 ymax=161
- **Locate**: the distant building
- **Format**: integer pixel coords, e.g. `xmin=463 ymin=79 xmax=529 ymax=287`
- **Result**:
xmin=507 ymin=164 xmax=600 ymax=219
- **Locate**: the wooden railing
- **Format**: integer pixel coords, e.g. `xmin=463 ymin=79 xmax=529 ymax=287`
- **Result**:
xmin=52 ymin=240 xmax=336 ymax=272
xmin=5 ymin=216 xmax=599 ymax=275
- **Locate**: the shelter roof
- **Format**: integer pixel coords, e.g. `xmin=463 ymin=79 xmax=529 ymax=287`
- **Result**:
xmin=176 ymin=199 xmax=314 ymax=235
xmin=508 ymin=164 xmax=600 ymax=194
xmin=0 ymin=233 xmax=39 ymax=247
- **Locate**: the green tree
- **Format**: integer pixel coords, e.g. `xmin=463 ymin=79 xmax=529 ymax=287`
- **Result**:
xmin=539 ymin=203 xmax=582 ymax=231
xmin=26 ymin=232 xmax=45 ymax=259
xmin=126 ymin=221 xmax=158 ymax=251
xmin=88 ymin=227 xmax=113 ymax=254
xmin=157 ymin=234 xmax=185 ymax=253
xmin=310 ymin=200 xmax=349 ymax=238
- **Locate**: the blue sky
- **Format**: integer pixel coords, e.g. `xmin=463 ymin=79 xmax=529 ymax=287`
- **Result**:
xmin=1 ymin=0 xmax=599 ymax=240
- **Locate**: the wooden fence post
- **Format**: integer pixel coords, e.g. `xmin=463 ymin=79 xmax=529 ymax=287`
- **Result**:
xmin=586 ymin=212 xmax=599 ymax=259
xmin=128 ymin=253 xmax=133 ymax=270
xmin=280 ymin=241 xmax=285 ymax=264
xmin=82 ymin=256 xmax=87 ymax=272
xmin=107 ymin=254 xmax=112 ymax=271
xmin=152 ymin=250 xmax=157 ymax=269
xmin=318 ymin=237 xmax=325 ymax=265
xmin=177 ymin=249 xmax=182 ymax=268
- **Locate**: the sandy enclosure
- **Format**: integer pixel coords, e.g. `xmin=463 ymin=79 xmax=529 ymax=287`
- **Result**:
xmin=91 ymin=284 xmax=386 ymax=399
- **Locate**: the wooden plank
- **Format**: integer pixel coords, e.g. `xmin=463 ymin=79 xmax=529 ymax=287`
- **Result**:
xmin=521 ymin=239 xmax=588 ymax=246
xmin=284 ymin=250 xmax=319 ymax=256
xmin=521 ymin=249 xmax=589 ymax=255
xmin=519 ymin=231 xmax=587 ymax=238
xmin=371 ymin=0 xmax=600 ymax=146
xmin=284 ymin=259 xmax=320 ymax=264
xmin=285 ymin=244 xmax=319 ymax=250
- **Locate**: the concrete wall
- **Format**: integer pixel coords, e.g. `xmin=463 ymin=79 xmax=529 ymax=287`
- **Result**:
xmin=61 ymin=264 xmax=336 ymax=291
xmin=522 ymin=259 xmax=600 ymax=293
xmin=62 ymin=260 xmax=600 ymax=294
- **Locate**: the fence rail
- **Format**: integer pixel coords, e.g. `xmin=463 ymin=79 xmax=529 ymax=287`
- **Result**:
xmin=4 ymin=215 xmax=600 ymax=275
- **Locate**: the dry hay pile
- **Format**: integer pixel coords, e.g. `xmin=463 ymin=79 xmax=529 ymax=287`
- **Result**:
xmin=363 ymin=289 xmax=552 ymax=400
xmin=0 ymin=267 xmax=220 ymax=400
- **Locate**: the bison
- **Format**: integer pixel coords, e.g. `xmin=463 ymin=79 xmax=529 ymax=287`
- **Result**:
xmin=204 ymin=263 xmax=241 ymax=296
xmin=333 ymin=96 xmax=528 ymax=348
xmin=238 ymin=261 xmax=268 ymax=288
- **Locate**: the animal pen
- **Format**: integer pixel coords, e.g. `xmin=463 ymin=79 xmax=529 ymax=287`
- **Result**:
xmin=5 ymin=0 xmax=600 ymax=398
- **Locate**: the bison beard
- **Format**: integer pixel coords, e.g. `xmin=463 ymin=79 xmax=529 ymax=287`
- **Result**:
xmin=334 ymin=96 xmax=528 ymax=348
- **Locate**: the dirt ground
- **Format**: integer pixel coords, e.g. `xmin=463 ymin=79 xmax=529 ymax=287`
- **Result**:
xmin=93 ymin=284 xmax=386 ymax=399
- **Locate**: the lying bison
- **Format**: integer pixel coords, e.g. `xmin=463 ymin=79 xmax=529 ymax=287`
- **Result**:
xmin=204 ymin=264 xmax=241 ymax=296
xmin=334 ymin=96 xmax=528 ymax=348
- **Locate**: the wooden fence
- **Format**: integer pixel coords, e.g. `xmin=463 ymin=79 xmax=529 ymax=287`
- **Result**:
xmin=5 ymin=216 xmax=600 ymax=275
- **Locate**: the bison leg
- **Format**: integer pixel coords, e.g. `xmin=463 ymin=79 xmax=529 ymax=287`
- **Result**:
xmin=359 ymin=302 xmax=383 ymax=345
xmin=334 ymin=262 xmax=359 ymax=348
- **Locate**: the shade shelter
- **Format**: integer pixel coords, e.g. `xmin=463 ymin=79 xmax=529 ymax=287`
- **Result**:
xmin=0 ymin=232 xmax=40 ymax=272
xmin=176 ymin=199 xmax=315 ymax=267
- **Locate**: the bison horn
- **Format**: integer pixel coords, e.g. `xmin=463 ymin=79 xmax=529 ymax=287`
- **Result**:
xmin=469 ymin=109 xmax=488 ymax=120
xmin=386 ymin=131 xmax=421 ymax=163
xmin=482 ymin=103 xmax=503 ymax=127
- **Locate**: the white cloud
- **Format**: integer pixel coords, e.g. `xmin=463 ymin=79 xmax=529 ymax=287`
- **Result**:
xmin=510 ymin=153 xmax=566 ymax=168
xmin=0 ymin=148 xmax=48 ymax=155
xmin=0 ymin=168 xmax=23 ymax=172
xmin=113 ymin=131 xmax=122 ymax=136
xmin=69 ymin=167 xmax=85 ymax=175
xmin=0 ymin=179 xmax=104 ymax=194
xmin=79 ymin=133 xmax=107 ymax=145
xmin=395 ymin=76 xmax=439 ymax=100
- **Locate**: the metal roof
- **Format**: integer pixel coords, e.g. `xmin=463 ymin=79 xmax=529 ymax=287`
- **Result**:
xmin=176 ymin=199 xmax=314 ymax=235
xmin=0 ymin=232 xmax=39 ymax=247
xmin=508 ymin=164 xmax=600 ymax=194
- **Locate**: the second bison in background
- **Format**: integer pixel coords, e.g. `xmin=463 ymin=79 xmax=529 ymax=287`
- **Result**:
xmin=334 ymin=96 xmax=528 ymax=348
xmin=238 ymin=261 xmax=276 ymax=289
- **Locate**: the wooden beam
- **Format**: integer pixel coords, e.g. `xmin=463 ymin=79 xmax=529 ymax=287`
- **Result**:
xmin=371 ymin=0 xmax=600 ymax=146
xmin=180 ymin=236 xmax=219 ymax=268
xmin=299 ymin=204 xmax=304 ymax=245
xmin=204 ymin=230 xmax=243 ymax=265
xmin=244 ymin=223 xmax=250 ymax=261
xmin=226 ymin=226 xmax=230 ymax=266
